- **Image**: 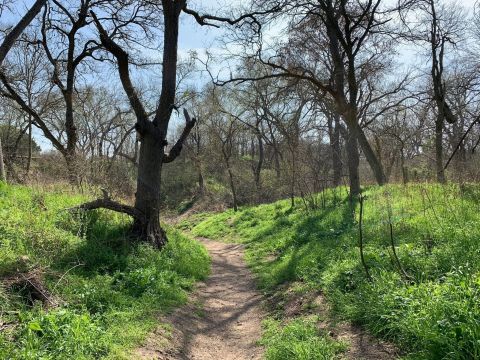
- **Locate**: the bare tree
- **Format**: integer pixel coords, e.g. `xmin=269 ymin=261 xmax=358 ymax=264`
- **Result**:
xmin=76 ymin=1 xmax=266 ymax=247
xmin=217 ymin=1 xmax=402 ymax=196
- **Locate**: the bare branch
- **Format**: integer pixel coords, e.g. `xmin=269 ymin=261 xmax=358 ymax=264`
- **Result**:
xmin=0 ymin=0 xmax=47 ymax=65
xmin=90 ymin=11 xmax=149 ymax=130
xmin=163 ymin=109 xmax=197 ymax=163
xmin=182 ymin=4 xmax=283 ymax=29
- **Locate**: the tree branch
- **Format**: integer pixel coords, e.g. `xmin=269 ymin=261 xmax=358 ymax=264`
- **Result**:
xmin=71 ymin=193 xmax=143 ymax=219
xmin=0 ymin=0 xmax=47 ymax=65
xmin=163 ymin=109 xmax=196 ymax=163
xmin=182 ymin=4 xmax=283 ymax=29
xmin=90 ymin=11 xmax=149 ymax=132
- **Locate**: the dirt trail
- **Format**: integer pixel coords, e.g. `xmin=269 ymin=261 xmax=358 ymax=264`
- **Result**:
xmin=137 ymin=239 xmax=265 ymax=360
xmin=137 ymin=238 xmax=397 ymax=360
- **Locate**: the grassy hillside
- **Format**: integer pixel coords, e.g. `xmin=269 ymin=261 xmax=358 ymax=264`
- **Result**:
xmin=0 ymin=183 xmax=210 ymax=359
xmin=184 ymin=184 xmax=480 ymax=359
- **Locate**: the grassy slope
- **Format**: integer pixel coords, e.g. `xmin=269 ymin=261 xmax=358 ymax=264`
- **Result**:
xmin=0 ymin=183 xmax=210 ymax=359
xmin=183 ymin=184 xmax=480 ymax=360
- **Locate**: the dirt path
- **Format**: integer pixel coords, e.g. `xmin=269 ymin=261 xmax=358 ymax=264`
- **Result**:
xmin=137 ymin=239 xmax=266 ymax=360
xmin=137 ymin=238 xmax=397 ymax=360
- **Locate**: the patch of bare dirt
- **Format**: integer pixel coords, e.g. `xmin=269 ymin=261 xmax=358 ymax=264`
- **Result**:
xmin=136 ymin=239 xmax=266 ymax=360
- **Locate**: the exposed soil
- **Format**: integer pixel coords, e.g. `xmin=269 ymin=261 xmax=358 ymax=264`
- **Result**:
xmin=136 ymin=238 xmax=398 ymax=360
xmin=136 ymin=239 xmax=265 ymax=360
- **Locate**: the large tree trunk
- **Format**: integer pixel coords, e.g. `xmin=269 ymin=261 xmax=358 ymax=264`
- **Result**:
xmin=345 ymin=129 xmax=360 ymax=198
xmin=65 ymin=153 xmax=79 ymax=185
xmin=0 ymin=137 xmax=6 ymax=182
xmin=435 ymin=116 xmax=446 ymax=183
xmin=132 ymin=134 xmax=167 ymax=248
xmin=80 ymin=3 xmax=196 ymax=250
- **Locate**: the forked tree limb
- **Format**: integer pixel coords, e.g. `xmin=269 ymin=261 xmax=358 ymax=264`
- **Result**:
xmin=71 ymin=198 xmax=143 ymax=220
xmin=163 ymin=109 xmax=196 ymax=163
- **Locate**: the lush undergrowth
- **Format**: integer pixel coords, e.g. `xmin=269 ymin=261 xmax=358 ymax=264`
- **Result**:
xmin=183 ymin=183 xmax=480 ymax=359
xmin=0 ymin=183 xmax=210 ymax=359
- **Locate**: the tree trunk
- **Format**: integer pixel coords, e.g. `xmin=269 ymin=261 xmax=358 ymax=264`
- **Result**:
xmin=400 ymin=147 xmax=409 ymax=185
xmin=290 ymin=146 xmax=296 ymax=208
xmin=345 ymin=129 xmax=360 ymax=198
xmin=198 ymin=170 xmax=205 ymax=194
xmin=328 ymin=112 xmax=342 ymax=187
xmin=225 ymin=158 xmax=238 ymax=212
xmin=273 ymin=148 xmax=281 ymax=179
xmin=65 ymin=153 xmax=79 ymax=185
xmin=26 ymin=118 xmax=32 ymax=176
xmin=132 ymin=134 xmax=166 ymax=248
xmin=0 ymin=137 xmax=6 ymax=182
xmin=435 ymin=116 xmax=446 ymax=183
xmin=353 ymin=122 xmax=387 ymax=185
xmin=86 ymin=3 xmax=195 ymax=250
xmin=254 ymin=132 xmax=264 ymax=192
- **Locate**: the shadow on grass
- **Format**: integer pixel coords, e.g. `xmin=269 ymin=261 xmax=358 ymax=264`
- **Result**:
xmin=55 ymin=211 xmax=136 ymax=277
xmin=240 ymin=196 xmax=360 ymax=289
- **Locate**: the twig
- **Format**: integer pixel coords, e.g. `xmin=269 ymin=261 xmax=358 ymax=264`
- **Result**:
xmin=52 ymin=263 xmax=84 ymax=292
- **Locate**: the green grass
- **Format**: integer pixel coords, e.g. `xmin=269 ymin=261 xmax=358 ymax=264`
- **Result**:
xmin=260 ymin=316 xmax=346 ymax=360
xmin=185 ymin=183 xmax=480 ymax=359
xmin=0 ymin=182 xmax=210 ymax=359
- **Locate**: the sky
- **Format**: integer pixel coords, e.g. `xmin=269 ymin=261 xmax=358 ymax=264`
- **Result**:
xmin=1 ymin=0 xmax=478 ymax=151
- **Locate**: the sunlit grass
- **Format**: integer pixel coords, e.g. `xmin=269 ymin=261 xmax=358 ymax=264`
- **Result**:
xmin=188 ymin=183 xmax=480 ymax=359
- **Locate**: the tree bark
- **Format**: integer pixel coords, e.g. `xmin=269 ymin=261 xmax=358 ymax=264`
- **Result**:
xmin=0 ymin=0 xmax=47 ymax=64
xmin=89 ymin=2 xmax=195 ymax=248
xmin=133 ymin=134 xmax=167 ymax=248
xmin=345 ymin=129 xmax=360 ymax=198
xmin=26 ymin=117 xmax=32 ymax=176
